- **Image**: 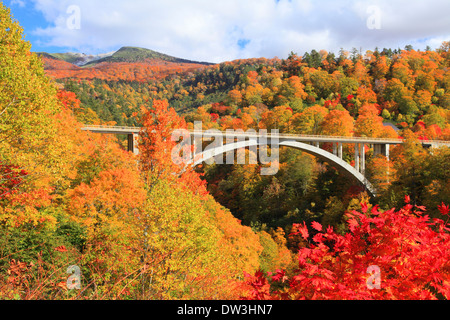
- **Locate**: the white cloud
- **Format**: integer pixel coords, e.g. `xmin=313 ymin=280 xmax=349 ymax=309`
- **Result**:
xmin=10 ymin=0 xmax=26 ymax=7
xmin=29 ymin=0 xmax=450 ymax=62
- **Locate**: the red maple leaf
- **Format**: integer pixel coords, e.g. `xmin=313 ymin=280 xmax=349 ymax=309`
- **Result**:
xmin=361 ymin=202 xmax=368 ymax=213
xmin=438 ymin=202 xmax=449 ymax=216
xmin=311 ymin=221 xmax=322 ymax=232
xmin=271 ymin=269 xmax=287 ymax=282
xmin=371 ymin=204 xmax=380 ymax=214
xmin=404 ymin=195 xmax=411 ymax=204
xmin=348 ymin=218 xmax=359 ymax=233
xmin=291 ymin=222 xmax=309 ymax=240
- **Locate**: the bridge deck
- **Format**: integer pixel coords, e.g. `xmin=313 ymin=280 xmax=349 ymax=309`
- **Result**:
xmin=81 ymin=125 xmax=450 ymax=147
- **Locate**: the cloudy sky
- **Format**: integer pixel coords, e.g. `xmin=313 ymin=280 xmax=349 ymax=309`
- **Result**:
xmin=7 ymin=0 xmax=450 ymax=63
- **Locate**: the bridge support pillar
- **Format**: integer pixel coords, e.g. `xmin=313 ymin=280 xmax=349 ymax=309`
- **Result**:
xmin=374 ymin=144 xmax=390 ymax=160
xmin=360 ymin=143 xmax=365 ymax=174
xmin=384 ymin=144 xmax=390 ymax=161
xmin=338 ymin=142 xmax=343 ymax=159
xmin=355 ymin=143 xmax=360 ymax=172
xmin=374 ymin=144 xmax=380 ymax=157
xmin=127 ymin=133 xmax=139 ymax=155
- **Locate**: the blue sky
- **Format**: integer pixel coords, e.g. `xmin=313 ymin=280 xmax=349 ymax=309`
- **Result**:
xmin=7 ymin=2 xmax=48 ymax=48
xmin=6 ymin=0 xmax=450 ymax=63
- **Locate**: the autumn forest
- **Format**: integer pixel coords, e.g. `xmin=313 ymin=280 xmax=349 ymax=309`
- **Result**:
xmin=1 ymin=3 xmax=450 ymax=301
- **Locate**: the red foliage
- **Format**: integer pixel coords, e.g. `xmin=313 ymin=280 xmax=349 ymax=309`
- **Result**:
xmin=210 ymin=113 xmax=219 ymax=122
xmin=57 ymin=89 xmax=81 ymax=110
xmin=438 ymin=203 xmax=449 ymax=216
xmin=0 ymin=162 xmax=27 ymax=200
xmin=242 ymin=270 xmax=272 ymax=300
xmin=42 ymin=57 xmax=207 ymax=82
xmin=210 ymin=102 xmax=231 ymax=115
xmin=405 ymin=195 xmax=411 ymax=204
xmin=290 ymin=222 xmax=309 ymax=241
xmin=323 ymin=95 xmax=341 ymax=109
xmin=416 ymin=120 xmax=426 ymax=129
xmin=243 ymin=201 xmax=450 ymax=300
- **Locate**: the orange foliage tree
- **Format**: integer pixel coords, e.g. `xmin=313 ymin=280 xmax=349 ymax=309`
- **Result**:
xmin=320 ymin=109 xmax=354 ymax=136
xmin=354 ymin=104 xmax=386 ymax=138
xmin=138 ymin=99 xmax=207 ymax=194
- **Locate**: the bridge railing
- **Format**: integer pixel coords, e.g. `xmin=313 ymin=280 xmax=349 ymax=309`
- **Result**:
xmin=191 ymin=131 xmax=450 ymax=145
xmin=191 ymin=130 xmax=405 ymax=143
xmin=81 ymin=125 xmax=142 ymax=131
xmin=81 ymin=125 xmax=450 ymax=145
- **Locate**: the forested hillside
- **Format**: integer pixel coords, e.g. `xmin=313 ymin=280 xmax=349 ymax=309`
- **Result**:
xmin=48 ymin=44 xmax=450 ymax=134
xmin=43 ymin=34 xmax=450 ymax=234
xmin=1 ymin=2 xmax=449 ymax=300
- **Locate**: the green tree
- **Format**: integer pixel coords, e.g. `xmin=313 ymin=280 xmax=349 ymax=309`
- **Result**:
xmin=303 ymin=50 xmax=322 ymax=68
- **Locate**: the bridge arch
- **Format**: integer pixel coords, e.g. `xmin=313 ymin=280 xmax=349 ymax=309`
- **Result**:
xmin=187 ymin=139 xmax=377 ymax=197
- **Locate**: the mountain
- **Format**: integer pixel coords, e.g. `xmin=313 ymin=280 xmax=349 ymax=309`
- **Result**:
xmin=37 ymin=51 xmax=115 ymax=66
xmin=38 ymin=46 xmax=215 ymax=82
xmin=82 ymin=46 xmax=214 ymax=66
xmin=37 ymin=46 xmax=214 ymax=67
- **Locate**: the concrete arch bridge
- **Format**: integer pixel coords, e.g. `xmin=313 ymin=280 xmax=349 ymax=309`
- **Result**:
xmin=81 ymin=125 xmax=450 ymax=197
